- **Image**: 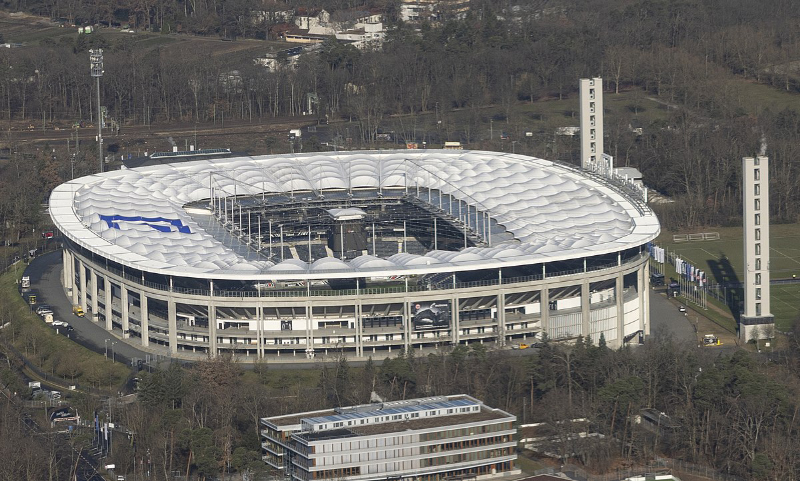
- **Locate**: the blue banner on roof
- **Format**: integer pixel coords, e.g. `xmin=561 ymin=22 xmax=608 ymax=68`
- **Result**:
xmin=100 ymin=215 xmax=191 ymax=234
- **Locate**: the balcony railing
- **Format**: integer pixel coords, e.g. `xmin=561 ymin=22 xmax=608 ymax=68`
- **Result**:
xmin=93 ymin=252 xmax=647 ymax=299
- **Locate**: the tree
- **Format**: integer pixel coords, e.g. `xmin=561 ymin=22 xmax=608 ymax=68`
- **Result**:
xmin=138 ymin=370 xmax=166 ymax=408
xmin=749 ymin=325 xmax=763 ymax=347
xmin=186 ymin=427 xmax=219 ymax=479
xmin=380 ymin=351 xmax=417 ymax=399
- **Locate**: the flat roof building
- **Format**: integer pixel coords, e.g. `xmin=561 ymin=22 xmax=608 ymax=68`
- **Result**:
xmin=261 ymin=395 xmax=519 ymax=481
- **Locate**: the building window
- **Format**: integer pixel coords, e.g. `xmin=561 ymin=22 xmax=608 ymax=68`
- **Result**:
xmin=755 ymin=229 xmax=761 ymax=240
xmin=755 ymin=258 xmax=761 ymax=270
xmin=755 ymin=243 xmax=761 ymax=255
xmin=756 ymin=288 xmax=762 ymax=300
xmin=754 ymin=157 xmax=760 ymax=166
xmin=755 ymin=273 xmax=761 ymax=285
xmin=755 ymin=199 xmax=760 ymax=210
xmin=754 ymin=169 xmax=760 ymax=181
xmin=756 ymin=303 xmax=762 ymax=316
xmin=755 ymin=214 xmax=760 ymax=226
xmin=754 ymin=184 xmax=760 ymax=195
xmin=590 ymin=102 xmax=595 ymax=113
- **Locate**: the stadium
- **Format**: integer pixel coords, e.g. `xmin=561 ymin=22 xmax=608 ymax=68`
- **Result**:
xmin=49 ymin=150 xmax=660 ymax=361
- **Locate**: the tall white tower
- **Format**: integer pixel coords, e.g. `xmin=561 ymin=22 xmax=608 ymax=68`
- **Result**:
xmin=740 ymin=155 xmax=773 ymax=341
xmin=579 ymin=78 xmax=604 ymax=171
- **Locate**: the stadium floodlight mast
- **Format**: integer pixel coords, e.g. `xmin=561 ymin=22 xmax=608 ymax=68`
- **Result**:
xmin=89 ymin=49 xmax=104 ymax=173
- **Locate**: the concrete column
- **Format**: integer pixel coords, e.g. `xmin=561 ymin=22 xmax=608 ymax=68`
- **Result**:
xmin=616 ymin=274 xmax=624 ymax=348
xmin=79 ymin=260 xmax=87 ymax=310
xmin=581 ymin=281 xmax=590 ymax=340
xmin=104 ymin=277 xmax=113 ymax=330
xmin=64 ymin=250 xmax=74 ymax=294
xmin=62 ymin=250 xmax=70 ymax=291
xmin=254 ymin=303 xmax=260 ymax=359
xmin=140 ymin=290 xmax=149 ymax=347
xmin=640 ymin=263 xmax=650 ymax=337
xmin=90 ymin=269 xmax=99 ymax=321
xmin=257 ymin=303 xmax=264 ymax=359
xmin=451 ymin=297 xmax=459 ymax=345
xmin=71 ymin=254 xmax=79 ymax=306
xmin=120 ymin=286 xmax=129 ymax=337
xmin=541 ymin=288 xmax=550 ymax=339
xmin=355 ymin=301 xmax=362 ymax=357
xmin=497 ymin=292 xmax=506 ymax=347
xmin=209 ymin=303 xmax=217 ymax=357
xmin=305 ymin=303 xmax=312 ymax=353
xmin=168 ymin=298 xmax=177 ymax=355
xmin=403 ymin=299 xmax=411 ymax=352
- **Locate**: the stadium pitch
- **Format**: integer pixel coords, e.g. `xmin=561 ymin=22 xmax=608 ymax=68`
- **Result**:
xmin=658 ymin=224 xmax=800 ymax=329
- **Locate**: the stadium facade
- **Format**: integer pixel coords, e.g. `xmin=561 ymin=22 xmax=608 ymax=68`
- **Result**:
xmin=49 ymin=150 xmax=660 ymax=360
xmin=260 ymin=395 xmax=519 ymax=481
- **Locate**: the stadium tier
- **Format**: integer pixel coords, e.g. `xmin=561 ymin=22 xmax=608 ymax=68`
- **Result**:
xmin=49 ymin=150 xmax=660 ymax=360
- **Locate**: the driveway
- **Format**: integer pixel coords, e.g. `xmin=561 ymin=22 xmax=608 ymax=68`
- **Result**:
xmin=23 ymin=250 xmax=149 ymax=366
xmin=649 ymin=287 xmax=698 ymax=344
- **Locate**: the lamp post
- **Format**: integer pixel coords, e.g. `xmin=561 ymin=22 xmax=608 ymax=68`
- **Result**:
xmin=89 ymin=49 xmax=104 ymax=173
xmin=104 ymin=338 xmax=109 ymax=360
xmin=111 ymin=341 xmax=118 ymax=363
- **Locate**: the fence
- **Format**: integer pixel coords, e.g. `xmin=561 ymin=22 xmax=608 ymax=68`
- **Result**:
xmin=672 ymin=232 xmax=720 ymax=243
xmin=0 ymin=235 xmax=62 ymax=276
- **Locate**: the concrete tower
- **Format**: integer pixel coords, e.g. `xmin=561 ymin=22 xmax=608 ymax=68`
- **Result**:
xmin=740 ymin=155 xmax=774 ymax=341
xmin=579 ymin=78 xmax=604 ymax=171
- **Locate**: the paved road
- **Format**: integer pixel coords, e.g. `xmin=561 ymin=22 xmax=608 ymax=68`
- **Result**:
xmin=24 ymin=250 xmax=149 ymax=368
xmin=649 ymin=287 xmax=698 ymax=344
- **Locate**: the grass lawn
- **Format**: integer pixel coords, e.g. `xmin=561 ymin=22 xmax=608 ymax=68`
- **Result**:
xmin=380 ymin=89 xmax=672 ymax=152
xmin=0 ymin=267 xmax=130 ymax=391
xmin=729 ymin=77 xmax=800 ymax=115
xmin=656 ymin=224 xmax=800 ymax=330
xmin=515 ymin=452 xmax=548 ymax=474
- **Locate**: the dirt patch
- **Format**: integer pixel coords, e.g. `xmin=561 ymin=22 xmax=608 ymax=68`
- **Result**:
xmin=681 ymin=304 xmax=740 ymax=349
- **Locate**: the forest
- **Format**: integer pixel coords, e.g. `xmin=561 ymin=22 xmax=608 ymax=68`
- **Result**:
xmin=1 ymin=1 xmax=800 ymax=477
xmin=4 ymin=330 xmax=800 ymax=480
xmin=1 ymin=0 xmax=800 ymax=239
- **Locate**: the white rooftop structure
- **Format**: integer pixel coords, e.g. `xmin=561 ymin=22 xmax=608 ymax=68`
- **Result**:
xmin=49 ymin=150 xmax=659 ymax=281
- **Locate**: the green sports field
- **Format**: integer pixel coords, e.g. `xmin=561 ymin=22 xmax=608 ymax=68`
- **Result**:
xmin=656 ymin=224 xmax=800 ymax=329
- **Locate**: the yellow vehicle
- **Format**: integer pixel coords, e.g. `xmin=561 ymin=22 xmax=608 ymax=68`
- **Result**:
xmin=518 ymin=343 xmax=530 ymax=350
xmin=703 ymin=334 xmax=721 ymax=346
xmin=28 ymin=294 xmax=37 ymax=305
xmin=72 ymin=305 xmax=85 ymax=317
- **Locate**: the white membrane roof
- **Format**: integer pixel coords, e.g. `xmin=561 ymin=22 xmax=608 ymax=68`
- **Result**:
xmin=49 ymin=150 xmax=660 ymax=280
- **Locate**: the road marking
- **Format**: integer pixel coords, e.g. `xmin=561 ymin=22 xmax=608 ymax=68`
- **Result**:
xmin=771 ymin=247 xmax=800 ymax=267
xmin=700 ymin=247 xmax=717 ymax=261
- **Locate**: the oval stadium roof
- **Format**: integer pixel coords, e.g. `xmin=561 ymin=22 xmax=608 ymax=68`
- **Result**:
xmin=49 ymin=150 xmax=660 ymax=280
